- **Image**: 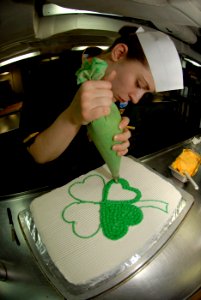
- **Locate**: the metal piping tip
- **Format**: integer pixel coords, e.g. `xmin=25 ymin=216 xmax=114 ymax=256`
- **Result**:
xmin=113 ymin=176 xmax=119 ymax=183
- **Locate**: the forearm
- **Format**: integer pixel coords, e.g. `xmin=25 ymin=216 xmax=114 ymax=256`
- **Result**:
xmin=27 ymin=108 xmax=81 ymax=163
xmin=26 ymin=78 xmax=131 ymax=163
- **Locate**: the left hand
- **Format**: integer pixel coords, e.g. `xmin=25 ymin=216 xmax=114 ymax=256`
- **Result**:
xmin=112 ymin=116 xmax=132 ymax=156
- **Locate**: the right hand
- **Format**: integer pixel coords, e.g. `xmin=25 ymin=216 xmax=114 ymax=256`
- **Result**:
xmin=68 ymin=71 xmax=116 ymax=125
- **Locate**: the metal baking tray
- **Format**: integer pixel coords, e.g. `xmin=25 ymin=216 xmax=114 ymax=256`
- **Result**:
xmin=169 ymin=148 xmax=201 ymax=183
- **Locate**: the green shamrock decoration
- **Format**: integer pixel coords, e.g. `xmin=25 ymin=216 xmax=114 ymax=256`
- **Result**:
xmin=100 ymin=178 xmax=143 ymax=240
xmin=62 ymin=175 xmax=168 ymax=241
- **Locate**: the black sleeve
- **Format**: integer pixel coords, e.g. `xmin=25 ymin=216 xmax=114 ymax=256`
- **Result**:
xmin=19 ymin=50 xmax=82 ymax=142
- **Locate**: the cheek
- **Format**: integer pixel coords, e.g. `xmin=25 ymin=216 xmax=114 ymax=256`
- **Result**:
xmin=113 ymin=73 xmax=130 ymax=91
xmin=111 ymin=77 xmax=121 ymax=93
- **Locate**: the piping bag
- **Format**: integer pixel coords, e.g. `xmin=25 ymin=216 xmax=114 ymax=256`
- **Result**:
xmin=76 ymin=57 xmax=122 ymax=181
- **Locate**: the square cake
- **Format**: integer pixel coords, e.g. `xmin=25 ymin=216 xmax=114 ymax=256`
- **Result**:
xmin=29 ymin=156 xmax=183 ymax=296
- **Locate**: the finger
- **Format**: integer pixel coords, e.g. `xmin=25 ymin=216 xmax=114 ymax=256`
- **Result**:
xmin=113 ymin=140 xmax=130 ymax=152
xmin=117 ymin=149 xmax=129 ymax=156
xmin=80 ymin=84 xmax=113 ymax=104
xmin=81 ymin=93 xmax=113 ymax=114
xmin=119 ymin=116 xmax=130 ymax=129
xmin=82 ymin=80 xmax=112 ymax=90
xmin=114 ymin=129 xmax=132 ymax=142
xmin=113 ymin=146 xmax=129 ymax=157
xmin=83 ymin=106 xmax=111 ymax=123
xmin=92 ymin=105 xmax=111 ymax=119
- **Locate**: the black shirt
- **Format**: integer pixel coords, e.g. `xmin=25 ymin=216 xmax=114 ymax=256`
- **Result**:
xmin=19 ymin=50 xmax=104 ymax=191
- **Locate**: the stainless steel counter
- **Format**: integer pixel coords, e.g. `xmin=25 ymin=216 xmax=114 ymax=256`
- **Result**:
xmin=98 ymin=136 xmax=201 ymax=300
xmin=0 ymin=136 xmax=201 ymax=300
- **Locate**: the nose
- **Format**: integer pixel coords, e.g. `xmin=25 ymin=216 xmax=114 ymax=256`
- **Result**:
xmin=129 ymin=89 xmax=145 ymax=104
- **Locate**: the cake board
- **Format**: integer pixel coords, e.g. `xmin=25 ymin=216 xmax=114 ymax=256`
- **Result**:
xmin=18 ymin=156 xmax=194 ymax=300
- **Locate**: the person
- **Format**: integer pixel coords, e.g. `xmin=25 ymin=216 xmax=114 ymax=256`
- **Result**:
xmin=19 ymin=26 xmax=183 ymax=189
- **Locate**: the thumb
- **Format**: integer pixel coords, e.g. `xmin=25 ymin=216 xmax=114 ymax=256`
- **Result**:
xmin=104 ymin=70 xmax=116 ymax=83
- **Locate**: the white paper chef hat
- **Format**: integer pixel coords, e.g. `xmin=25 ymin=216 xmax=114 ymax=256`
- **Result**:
xmin=136 ymin=28 xmax=183 ymax=92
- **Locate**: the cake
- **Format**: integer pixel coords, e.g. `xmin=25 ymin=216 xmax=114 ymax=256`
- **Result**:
xmin=29 ymin=156 xmax=183 ymax=293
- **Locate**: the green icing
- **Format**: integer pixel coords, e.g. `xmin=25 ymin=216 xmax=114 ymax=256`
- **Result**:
xmin=76 ymin=57 xmax=108 ymax=84
xmin=87 ymin=103 xmax=122 ymax=179
xmin=62 ymin=174 xmax=168 ymax=241
xmin=100 ymin=178 xmax=143 ymax=240
xmin=100 ymin=202 xmax=143 ymax=240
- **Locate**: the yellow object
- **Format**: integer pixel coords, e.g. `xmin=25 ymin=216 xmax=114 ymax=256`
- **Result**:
xmin=126 ymin=126 xmax=135 ymax=130
xmin=23 ymin=132 xmax=40 ymax=143
xmin=171 ymin=149 xmax=201 ymax=176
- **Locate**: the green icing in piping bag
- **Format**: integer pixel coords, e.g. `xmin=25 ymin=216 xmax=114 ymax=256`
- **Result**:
xmin=76 ymin=57 xmax=108 ymax=84
xmin=87 ymin=102 xmax=122 ymax=180
xmin=76 ymin=57 xmax=122 ymax=181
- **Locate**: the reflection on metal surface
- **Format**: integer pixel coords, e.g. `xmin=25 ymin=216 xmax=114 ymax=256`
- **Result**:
xmin=42 ymin=3 xmax=121 ymax=17
xmin=7 ymin=207 xmax=20 ymax=246
xmin=0 ymin=112 xmax=20 ymax=133
xmin=0 ymin=51 xmax=41 ymax=67
xmin=0 ymin=262 xmax=7 ymax=281
xmin=184 ymin=57 xmax=201 ymax=67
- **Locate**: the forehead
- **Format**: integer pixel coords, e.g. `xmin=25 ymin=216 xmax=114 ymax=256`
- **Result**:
xmin=141 ymin=66 xmax=156 ymax=92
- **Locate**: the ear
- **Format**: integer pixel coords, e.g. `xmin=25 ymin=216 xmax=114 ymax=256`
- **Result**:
xmin=111 ymin=43 xmax=128 ymax=62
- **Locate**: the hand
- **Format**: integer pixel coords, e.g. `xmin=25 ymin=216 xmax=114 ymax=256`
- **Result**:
xmin=112 ymin=116 xmax=131 ymax=156
xmin=69 ymin=71 xmax=116 ymax=125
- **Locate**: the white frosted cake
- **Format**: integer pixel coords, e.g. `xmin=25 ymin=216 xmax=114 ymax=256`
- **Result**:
xmin=30 ymin=156 xmax=182 ymax=288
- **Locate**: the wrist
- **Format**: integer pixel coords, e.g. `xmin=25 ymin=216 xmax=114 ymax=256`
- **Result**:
xmin=60 ymin=106 xmax=81 ymax=129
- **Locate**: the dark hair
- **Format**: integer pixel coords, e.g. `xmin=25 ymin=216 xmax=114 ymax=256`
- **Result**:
xmin=109 ymin=26 xmax=148 ymax=66
xmin=82 ymin=46 xmax=103 ymax=58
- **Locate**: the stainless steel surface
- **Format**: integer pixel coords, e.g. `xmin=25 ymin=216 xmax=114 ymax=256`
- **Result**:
xmin=0 ymin=262 xmax=7 ymax=281
xmin=169 ymin=165 xmax=188 ymax=183
xmin=97 ymin=136 xmax=201 ymax=300
xmin=0 ymin=189 xmax=62 ymax=300
xmin=0 ymin=112 xmax=20 ymax=134
xmin=0 ymin=136 xmax=201 ymax=300
xmin=184 ymin=171 xmax=199 ymax=191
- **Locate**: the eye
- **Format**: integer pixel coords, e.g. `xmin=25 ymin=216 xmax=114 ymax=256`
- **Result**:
xmin=136 ymin=80 xmax=148 ymax=91
xmin=136 ymin=80 xmax=143 ymax=89
xmin=136 ymin=81 xmax=140 ymax=88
